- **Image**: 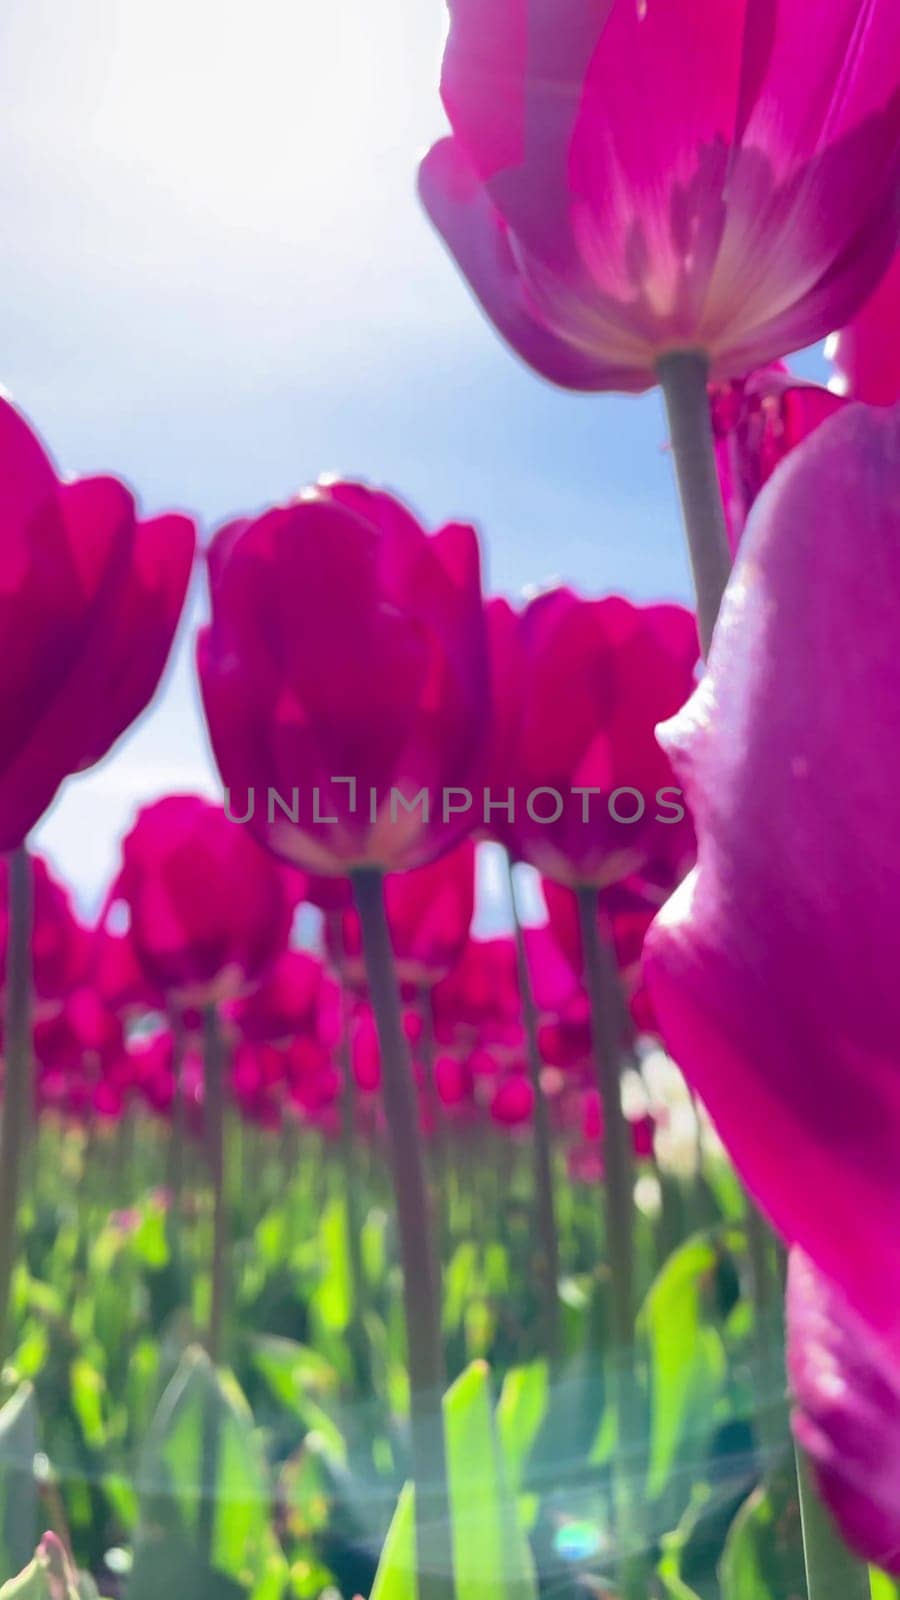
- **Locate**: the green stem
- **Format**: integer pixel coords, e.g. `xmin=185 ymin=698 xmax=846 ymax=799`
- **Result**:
xmin=576 ymin=885 xmax=644 ymax=1600
xmin=657 ymin=349 xmax=733 ymax=657
xmin=337 ymin=979 xmax=373 ymax=1399
xmin=745 ymin=1202 xmax=787 ymax=1468
xmin=199 ymin=1004 xmax=228 ymax=1568
xmin=352 ymin=867 xmax=455 ymax=1600
xmin=796 ymin=1449 xmax=871 ymax=1600
xmin=165 ymin=1021 xmax=187 ymax=1249
xmin=0 ymin=845 xmax=33 ymax=1363
xmin=202 ymin=1005 xmax=229 ymax=1364
xmin=508 ymin=858 xmax=561 ymax=1363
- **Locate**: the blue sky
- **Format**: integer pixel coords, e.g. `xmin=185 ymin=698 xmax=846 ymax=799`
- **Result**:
xmin=0 ymin=0 xmax=827 ymax=908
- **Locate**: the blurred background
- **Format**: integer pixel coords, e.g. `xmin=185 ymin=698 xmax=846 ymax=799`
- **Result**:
xmin=0 ymin=0 xmax=825 ymax=905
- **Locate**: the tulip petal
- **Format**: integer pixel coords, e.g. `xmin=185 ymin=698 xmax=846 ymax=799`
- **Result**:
xmin=787 ymin=1251 xmax=900 ymax=1574
xmin=644 ymin=401 xmax=900 ymax=1353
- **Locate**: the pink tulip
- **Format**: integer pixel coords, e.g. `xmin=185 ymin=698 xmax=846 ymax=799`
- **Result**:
xmin=832 ymin=253 xmax=900 ymax=406
xmin=644 ymin=402 xmax=900 ymax=1353
xmin=198 ymin=480 xmax=490 ymax=876
xmin=328 ymin=840 xmax=476 ymax=992
xmin=420 ymin=0 xmax=900 ymax=393
xmin=432 ymin=935 xmax=523 ymax=1055
xmin=228 ymin=949 xmax=328 ymax=1044
xmin=1 ymin=856 xmax=88 ymax=1008
xmin=110 ymin=795 xmax=297 ymax=1007
xmin=488 ymin=590 xmax=697 ymax=889
xmin=489 ymin=1071 xmax=534 ymax=1128
xmin=787 ymin=1251 xmax=900 ymax=1574
xmin=711 ymin=367 xmax=846 ymax=551
xmin=0 ymin=398 xmax=194 ymax=849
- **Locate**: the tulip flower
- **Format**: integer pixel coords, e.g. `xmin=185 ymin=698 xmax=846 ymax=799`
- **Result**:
xmin=110 ymin=795 xmax=297 ymax=1008
xmin=711 ymin=367 xmax=845 ymax=551
xmin=432 ymin=935 xmax=523 ymax=1055
xmin=228 ymin=949 xmax=327 ymax=1044
xmin=832 ymin=253 xmax=900 ymax=406
xmin=489 ymin=1071 xmax=534 ymax=1129
xmin=421 ymin=0 xmax=900 ymax=396
xmin=1 ymin=855 xmax=88 ymax=1011
xmin=328 ymin=840 xmax=476 ymax=992
xmin=0 ymin=397 xmax=195 ymax=852
xmin=488 ymin=589 xmax=698 ymax=889
xmin=644 ymin=402 xmax=900 ymax=1356
xmin=199 ymin=481 xmax=487 ymax=1584
xmin=198 ymin=479 xmax=490 ymax=877
xmin=787 ymin=1251 xmax=900 ymax=1575
xmin=421 ymin=0 xmax=900 ymax=655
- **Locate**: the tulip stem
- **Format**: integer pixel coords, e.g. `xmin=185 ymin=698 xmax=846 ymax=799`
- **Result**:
xmin=576 ymin=885 xmax=644 ymax=1600
xmin=199 ymin=1004 xmax=228 ymax=1568
xmin=507 ymin=859 xmax=561 ymax=1363
xmin=0 ymin=845 xmax=33 ymax=1363
xmin=202 ymin=1004 xmax=229 ymax=1364
xmin=658 ymin=350 xmax=733 ymax=656
xmin=337 ymin=980 xmax=373 ymax=1399
xmin=352 ymin=867 xmax=456 ymax=1600
xmin=745 ymin=1201 xmax=786 ymax=1468
xmin=795 ymin=1448 xmax=872 ymax=1600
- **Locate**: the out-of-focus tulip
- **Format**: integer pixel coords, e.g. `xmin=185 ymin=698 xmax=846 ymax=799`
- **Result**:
xmin=711 ymin=367 xmax=846 ymax=551
xmin=420 ymin=0 xmax=900 ymax=394
xmin=198 ymin=480 xmax=490 ymax=877
xmin=1 ymin=855 xmax=88 ymax=1008
xmin=489 ymin=591 xmax=697 ymax=890
xmin=832 ymin=253 xmax=900 ymax=406
xmin=787 ymin=1251 xmax=900 ymax=1574
xmin=432 ymin=935 xmax=522 ymax=1055
xmin=328 ymin=840 xmax=476 ymax=992
xmin=490 ymin=1072 xmax=534 ymax=1128
xmin=435 ymin=1052 xmax=474 ymax=1110
xmin=644 ymin=403 xmax=900 ymax=1352
xmin=228 ymin=949 xmax=327 ymax=1044
xmin=0 ymin=398 xmax=194 ymax=850
xmin=110 ymin=795 xmax=297 ymax=1007
xmin=90 ymin=921 xmax=164 ymax=1018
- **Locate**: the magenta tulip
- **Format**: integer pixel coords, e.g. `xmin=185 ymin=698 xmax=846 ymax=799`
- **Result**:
xmin=832 ymin=253 xmax=900 ymax=406
xmin=198 ymin=480 xmax=490 ymax=877
xmin=711 ymin=366 xmax=845 ymax=551
xmin=787 ymin=1251 xmax=900 ymax=1574
xmin=1 ymin=856 xmax=87 ymax=1009
xmin=420 ymin=0 xmax=900 ymax=393
xmin=644 ymin=402 xmax=900 ymax=1353
xmin=0 ymin=398 xmax=194 ymax=850
xmin=110 ymin=795 xmax=297 ymax=1007
xmin=228 ymin=949 xmax=327 ymax=1044
xmin=488 ymin=589 xmax=697 ymax=889
xmin=328 ymin=840 xmax=476 ymax=992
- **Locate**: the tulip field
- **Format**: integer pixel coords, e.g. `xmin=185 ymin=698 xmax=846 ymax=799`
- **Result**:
xmin=0 ymin=1 xmax=899 ymax=1599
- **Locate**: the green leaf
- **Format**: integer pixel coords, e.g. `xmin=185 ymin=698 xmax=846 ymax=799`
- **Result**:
xmin=871 ymin=1573 xmax=900 ymax=1600
xmin=720 ymin=1466 xmax=806 ymax=1600
xmin=309 ymin=1201 xmax=350 ymax=1334
xmin=496 ymin=1363 xmax=548 ymax=1495
xmin=0 ymin=1384 xmax=38 ymax=1583
xmin=369 ymin=1484 xmax=416 ymax=1600
xmin=444 ymin=1362 xmax=537 ymax=1600
xmin=131 ymin=1348 xmax=279 ymax=1596
xmin=370 ymin=1363 xmax=538 ymax=1600
xmin=640 ymin=1234 xmax=727 ymax=1500
xmin=70 ymin=1361 xmax=107 ymax=1453
xmin=250 ymin=1336 xmax=338 ymax=1410
xmin=131 ymin=1205 xmax=170 ymax=1273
